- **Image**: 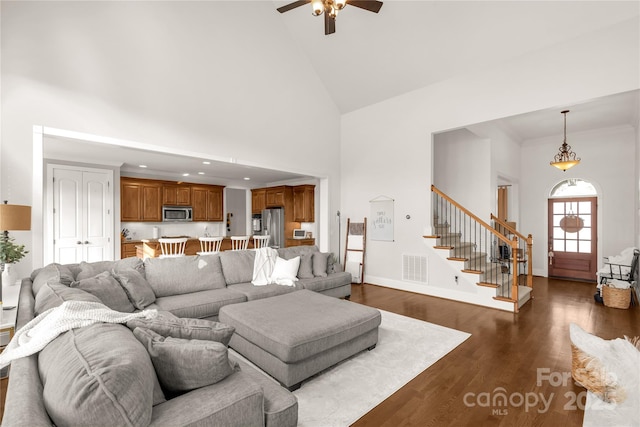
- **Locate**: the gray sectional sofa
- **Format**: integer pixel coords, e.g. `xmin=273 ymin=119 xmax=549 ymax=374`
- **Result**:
xmin=2 ymin=245 xmax=353 ymax=427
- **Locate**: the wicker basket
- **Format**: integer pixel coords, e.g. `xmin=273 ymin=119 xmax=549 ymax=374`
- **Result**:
xmin=602 ymin=284 xmax=631 ymax=309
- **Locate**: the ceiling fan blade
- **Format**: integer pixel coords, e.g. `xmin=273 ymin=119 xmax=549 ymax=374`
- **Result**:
xmin=277 ymin=0 xmax=311 ymax=13
xmin=324 ymin=13 xmax=336 ymax=35
xmin=347 ymin=0 xmax=383 ymax=13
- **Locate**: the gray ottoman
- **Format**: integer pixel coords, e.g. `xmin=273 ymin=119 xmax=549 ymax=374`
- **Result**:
xmin=218 ymin=290 xmax=381 ymax=391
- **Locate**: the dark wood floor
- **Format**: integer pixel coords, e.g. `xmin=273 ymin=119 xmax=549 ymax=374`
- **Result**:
xmin=349 ymin=277 xmax=640 ymax=426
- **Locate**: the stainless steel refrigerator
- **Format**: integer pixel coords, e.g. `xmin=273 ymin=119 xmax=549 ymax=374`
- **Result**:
xmin=260 ymin=208 xmax=285 ymax=248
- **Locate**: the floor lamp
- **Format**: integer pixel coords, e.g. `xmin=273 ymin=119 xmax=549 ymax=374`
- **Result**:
xmin=0 ymin=201 xmax=32 ymax=304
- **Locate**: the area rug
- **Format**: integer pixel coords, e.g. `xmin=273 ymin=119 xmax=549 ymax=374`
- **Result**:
xmin=216 ymin=309 xmax=459 ymax=426
xmin=230 ymin=310 xmax=469 ymax=426
xmin=290 ymin=310 xmax=470 ymax=426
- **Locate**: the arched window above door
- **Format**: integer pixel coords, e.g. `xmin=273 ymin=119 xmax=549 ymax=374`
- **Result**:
xmin=550 ymin=179 xmax=597 ymax=198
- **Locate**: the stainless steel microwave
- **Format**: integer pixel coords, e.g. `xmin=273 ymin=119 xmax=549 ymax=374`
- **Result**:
xmin=162 ymin=206 xmax=193 ymax=222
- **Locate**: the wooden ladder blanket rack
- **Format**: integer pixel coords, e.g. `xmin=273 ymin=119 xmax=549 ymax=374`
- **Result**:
xmin=344 ymin=218 xmax=367 ymax=284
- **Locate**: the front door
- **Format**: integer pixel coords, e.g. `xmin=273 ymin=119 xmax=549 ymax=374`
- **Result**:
xmin=548 ymin=197 xmax=597 ymax=281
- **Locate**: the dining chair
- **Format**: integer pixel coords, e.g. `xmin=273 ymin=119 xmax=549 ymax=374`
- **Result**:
xmin=158 ymin=238 xmax=188 ymax=258
xmin=252 ymin=235 xmax=270 ymax=249
xmin=230 ymin=236 xmax=250 ymax=251
xmin=198 ymin=236 xmax=224 ymax=255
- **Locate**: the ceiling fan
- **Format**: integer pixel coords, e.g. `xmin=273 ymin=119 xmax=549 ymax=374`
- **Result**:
xmin=277 ymin=0 xmax=383 ymax=35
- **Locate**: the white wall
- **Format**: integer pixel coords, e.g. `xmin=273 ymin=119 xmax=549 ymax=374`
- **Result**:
xmin=341 ymin=17 xmax=639 ymax=295
xmin=469 ymin=121 xmax=523 ymax=225
xmin=521 ymin=126 xmax=637 ymax=276
xmin=433 ymin=128 xmax=491 ymax=221
xmin=0 ymin=1 xmax=341 ymax=277
xmin=226 ymin=188 xmax=247 ymax=236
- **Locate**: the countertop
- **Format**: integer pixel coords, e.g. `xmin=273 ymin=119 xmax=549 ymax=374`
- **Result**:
xmin=122 ymin=236 xmax=201 ymax=244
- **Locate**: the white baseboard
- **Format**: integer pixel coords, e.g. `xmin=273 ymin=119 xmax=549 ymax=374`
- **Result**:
xmin=364 ymin=275 xmax=515 ymax=312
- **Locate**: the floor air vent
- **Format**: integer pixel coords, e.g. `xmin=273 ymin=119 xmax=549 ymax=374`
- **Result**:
xmin=403 ymin=254 xmax=428 ymax=283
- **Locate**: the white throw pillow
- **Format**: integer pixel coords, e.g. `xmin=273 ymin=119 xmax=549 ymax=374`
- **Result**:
xmin=270 ymin=256 xmax=300 ymax=286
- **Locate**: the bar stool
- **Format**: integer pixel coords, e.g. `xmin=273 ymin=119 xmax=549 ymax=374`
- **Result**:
xmin=158 ymin=238 xmax=187 ymax=258
xmin=230 ymin=236 xmax=250 ymax=251
xmin=253 ymin=235 xmax=270 ymax=249
xmin=198 ymin=236 xmax=223 ymax=255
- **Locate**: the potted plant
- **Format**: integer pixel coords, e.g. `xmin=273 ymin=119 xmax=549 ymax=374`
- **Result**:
xmin=0 ymin=236 xmax=28 ymax=286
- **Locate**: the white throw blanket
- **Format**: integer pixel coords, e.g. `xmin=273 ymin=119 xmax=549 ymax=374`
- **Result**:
xmin=598 ymin=247 xmax=637 ymax=277
xmin=345 ymin=261 xmax=362 ymax=284
xmin=0 ymin=301 xmax=156 ymax=369
xmin=251 ymin=247 xmax=279 ymax=286
xmin=251 ymin=247 xmax=299 ymax=287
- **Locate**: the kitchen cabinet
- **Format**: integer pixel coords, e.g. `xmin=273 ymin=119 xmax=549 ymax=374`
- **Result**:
xmin=162 ymin=184 xmax=191 ymax=206
xmin=285 ymin=238 xmax=315 ymax=247
xmin=142 ymin=185 xmax=162 ymax=221
xmin=121 ymin=180 xmax=142 ymax=222
xmin=192 ymin=185 xmax=224 ymax=221
xmin=293 ymin=185 xmax=315 ymax=222
xmin=121 ymin=178 xmax=222 ymax=223
xmin=265 ymin=186 xmax=288 ymax=208
xmin=251 ymin=185 xmax=313 ymax=247
xmin=121 ymin=177 xmax=162 ymax=222
xmin=121 ymin=241 xmax=138 ymax=258
xmin=251 ymin=188 xmax=266 ymax=214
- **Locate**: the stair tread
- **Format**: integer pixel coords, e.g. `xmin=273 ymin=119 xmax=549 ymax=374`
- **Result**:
xmin=493 ymin=296 xmax=517 ymax=303
xmin=477 ymin=282 xmax=499 ymax=288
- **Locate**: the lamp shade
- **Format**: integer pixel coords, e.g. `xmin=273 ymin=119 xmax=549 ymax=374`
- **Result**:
xmin=0 ymin=204 xmax=32 ymax=231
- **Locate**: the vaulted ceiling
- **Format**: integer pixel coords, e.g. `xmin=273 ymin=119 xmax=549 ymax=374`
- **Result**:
xmin=274 ymin=0 xmax=637 ymax=113
xmin=42 ymin=1 xmax=639 ymax=183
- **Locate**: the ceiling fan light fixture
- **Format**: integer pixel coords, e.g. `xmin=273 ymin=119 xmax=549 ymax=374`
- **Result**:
xmin=328 ymin=6 xmax=339 ymax=19
xmin=311 ymin=0 xmax=324 ymax=16
xmin=334 ymin=0 xmax=347 ymax=10
xmin=550 ymin=110 xmax=580 ymax=172
xmin=278 ymin=0 xmax=382 ymax=35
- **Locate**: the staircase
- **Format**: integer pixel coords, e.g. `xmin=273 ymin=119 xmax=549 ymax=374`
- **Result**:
xmin=427 ymin=186 xmax=533 ymax=313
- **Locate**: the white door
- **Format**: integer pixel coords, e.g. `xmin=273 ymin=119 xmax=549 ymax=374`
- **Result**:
xmin=51 ymin=166 xmax=113 ymax=264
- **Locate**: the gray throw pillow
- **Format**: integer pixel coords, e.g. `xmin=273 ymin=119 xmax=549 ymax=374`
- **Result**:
xmin=112 ymin=268 xmax=156 ymax=310
xmin=312 ymin=252 xmax=330 ymax=277
xmin=34 ymin=283 xmax=102 ymax=315
xmin=31 ymin=263 xmax=76 ymax=296
xmin=71 ymin=271 xmax=135 ymax=313
xmin=133 ymin=327 xmax=239 ymax=393
xmin=76 ymin=257 xmax=143 ymax=281
xmin=127 ymin=311 xmax=235 ymax=346
xmin=297 ymin=253 xmax=314 ymax=279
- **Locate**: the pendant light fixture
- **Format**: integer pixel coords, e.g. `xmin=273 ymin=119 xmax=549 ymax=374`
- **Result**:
xmin=550 ymin=110 xmax=580 ymax=172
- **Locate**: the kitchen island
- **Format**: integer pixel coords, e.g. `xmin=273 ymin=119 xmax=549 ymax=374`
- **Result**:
xmin=123 ymin=237 xmax=256 ymax=259
xmin=121 ymin=236 xmax=316 ymax=259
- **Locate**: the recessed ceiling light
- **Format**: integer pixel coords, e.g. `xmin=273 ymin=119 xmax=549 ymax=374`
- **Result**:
xmin=202 ymin=161 xmax=211 ymax=165
xmin=139 ymin=165 xmax=147 ymax=168
xmin=198 ymin=172 xmax=205 ymax=175
xmin=182 ymin=173 xmax=189 ymax=177
xmin=244 ymin=177 xmax=251 ymax=181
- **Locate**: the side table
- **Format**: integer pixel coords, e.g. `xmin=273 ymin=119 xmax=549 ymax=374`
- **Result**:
xmin=0 ymin=284 xmax=19 ymax=421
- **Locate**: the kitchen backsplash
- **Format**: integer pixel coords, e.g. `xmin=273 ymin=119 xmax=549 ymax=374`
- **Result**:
xmin=121 ymin=222 xmax=226 ymax=240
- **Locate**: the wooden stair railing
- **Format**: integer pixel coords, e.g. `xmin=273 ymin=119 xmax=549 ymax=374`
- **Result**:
xmin=430 ymin=185 xmax=520 ymax=311
xmin=491 ymin=214 xmax=533 ymax=288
